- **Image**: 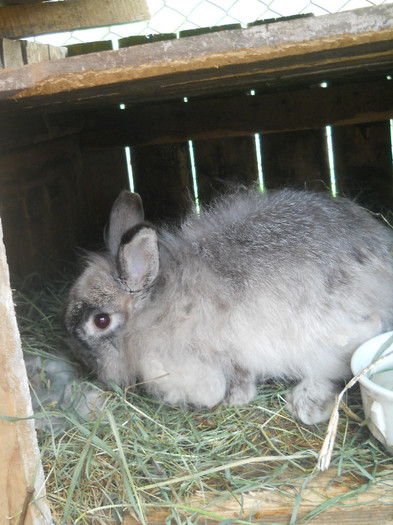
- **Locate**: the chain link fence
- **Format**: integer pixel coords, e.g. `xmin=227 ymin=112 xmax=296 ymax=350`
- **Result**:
xmin=33 ymin=0 xmax=393 ymax=46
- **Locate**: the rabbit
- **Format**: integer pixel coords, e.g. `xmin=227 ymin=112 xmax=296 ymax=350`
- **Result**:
xmin=64 ymin=187 xmax=393 ymax=425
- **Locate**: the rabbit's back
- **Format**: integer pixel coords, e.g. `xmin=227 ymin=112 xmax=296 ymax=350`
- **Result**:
xmin=156 ymin=188 xmax=393 ymax=373
xmin=149 ymin=189 xmax=393 ymax=423
xmin=168 ymin=189 xmax=393 ymax=296
xmin=152 ymin=189 xmax=393 ymax=374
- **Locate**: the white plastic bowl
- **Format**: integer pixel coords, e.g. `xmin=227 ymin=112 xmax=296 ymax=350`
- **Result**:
xmin=351 ymin=331 xmax=393 ymax=454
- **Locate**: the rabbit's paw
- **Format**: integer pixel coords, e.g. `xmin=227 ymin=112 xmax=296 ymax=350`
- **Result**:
xmin=156 ymin=366 xmax=227 ymax=408
xmin=224 ymin=368 xmax=256 ymax=407
xmin=286 ymin=379 xmax=337 ymax=425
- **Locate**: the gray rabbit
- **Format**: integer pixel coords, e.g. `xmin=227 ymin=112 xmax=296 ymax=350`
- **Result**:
xmin=64 ymin=187 xmax=393 ymax=424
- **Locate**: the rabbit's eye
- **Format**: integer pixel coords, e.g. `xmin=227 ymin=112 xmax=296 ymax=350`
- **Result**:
xmin=93 ymin=313 xmax=111 ymax=330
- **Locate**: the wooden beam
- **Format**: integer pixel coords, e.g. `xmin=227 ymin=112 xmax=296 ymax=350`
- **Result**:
xmin=0 ymin=0 xmax=43 ymax=5
xmin=0 ymin=217 xmax=52 ymax=523
xmin=1 ymin=79 xmax=391 ymax=153
xmin=0 ymin=5 xmax=392 ymax=113
xmin=122 ymin=467 xmax=393 ymax=524
xmin=0 ymin=111 xmax=83 ymax=152
xmin=0 ymin=37 xmax=24 ymax=68
xmin=78 ymin=79 xmax=393 ymax=147
xmin=0 ymin=0 xmax=150 ymax=39
xmin=1 ymin=37 xmax=68 ymax=69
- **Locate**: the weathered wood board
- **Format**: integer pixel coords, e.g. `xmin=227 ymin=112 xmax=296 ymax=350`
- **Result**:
xmin=131 ymin=142 xmax=193 ymax=222
xmin=81 ymin=145 xmax=131 ymax=232
xmin=0 ymin=136 xmax=90 ymax=276
xmin=192 ymin=135 xmax=259 ymax=203
xmin=332 ymin=121 xmax=393 ymax=212
xmin=77 ymin=79 xmax=393 ymax=148
xmin=0 ymin=36 xmax=23 ymax=68
xmin=0 ymin=0 xmax=150 ymax=38
xmin=0 ymin=217 xmax=52 ymax=524
xmin=260 ymin=129 xmax=330 ymax=191
xmin=121 ymin=466 xmax=393 ymax=524
xmin=0 ymin=5 xmax=392 ymax=112
xmin=1 ymin=78 xmax=392 ymax=274
xmin=0 ymin=111 xmax=83 ymax=152
xmin=0 ymin=37 xmax=68 ymax=69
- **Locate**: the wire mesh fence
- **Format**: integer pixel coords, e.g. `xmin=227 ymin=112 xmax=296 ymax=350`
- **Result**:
xmin=32 ymin=0 xmax=393 ymax=46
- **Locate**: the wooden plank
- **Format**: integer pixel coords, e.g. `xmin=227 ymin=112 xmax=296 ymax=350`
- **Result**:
xmin=0 ymin=0 xmax=150 ymax=39
xmin=0 ymin=37 xmax=67 ymax=70
xmin=0 ymin=111 xmax=84 ymax=153
xmin=1 ymin=0 xmax=43 ymax=4
xmin=0 ymin=37 xmax=23 ymax=68
xmin=192 ymin=136 xmax=259 ymax=204
xmin=22 ymin=40 xmax=49 ymax=64
xmin=130 ymin=143 xmax=193 ymax=222
xmin=260 ymin=129 xmax=331 ymax=191
xmin=0 ymin=5 xmax=392 ymax=112
xmin=119 ymin=33 xmax=176 ymax=48
xmin=79 ymin=79 xmax=393 ymax=148
xmin=0 ymin=215 xmax=52 ymax=524
xmin=122 ymin=467 xmax=393 ymax=524
xmin=22 ymin=40 xmax=68 ymax=64
xmin=81 ymin=146 xmax=131 ymax=235
xmin=67 ymin=40 xmax=113 ymax=57
xmin=48 ymin=44 xmax=68 ymax=61
xmin=179 ymin=23 xmax=241 ymax=38
xmin=332 ymin=121 xmax=393 ymax=213
xmin=0 ymin=136 xmax=91 ymax=276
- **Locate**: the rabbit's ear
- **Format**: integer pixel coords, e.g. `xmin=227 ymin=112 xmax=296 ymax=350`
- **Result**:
xmin=117 ymin=224 xmax=159 ymax=292
xmin=106 ymin=191 xmax=144 ymax=255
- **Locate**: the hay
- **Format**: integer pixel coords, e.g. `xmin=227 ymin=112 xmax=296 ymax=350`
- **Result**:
xmin=12 ymin=276 xmax=393 ymax=524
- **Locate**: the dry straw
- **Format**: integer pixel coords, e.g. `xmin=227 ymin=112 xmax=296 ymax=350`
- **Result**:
xmin=9 ymin=275 xmax=393 ymax=524
xmin=318 ymin=335 xmax=393 ymax=472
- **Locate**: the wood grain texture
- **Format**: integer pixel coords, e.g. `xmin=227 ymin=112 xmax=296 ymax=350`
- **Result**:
xmin=261 ymin=129 xmax=330 ymax=191
xmin=78 ymin=79 xmax=393 ymax=148
xmin=0 ymin=0 xmax=150 ymax=38
xmin=0 ymin=217 xmax=52 ymax=524
xmin=0 ymin=5 xmax=392 ymax=112
xmin=122 ymin=467 xmax=393 ymax=524
xmin=333 ymin=121 xmax=393 ymax=212
xmin=193 ymin=136 xmax=259 ymax=203
xmin=0 ymin=37 xmax=67 ymax=70
xmin=0 ymin=37 xmax=23 ymax=68
xmin=81 ymin=146 xmax=131 ymax=233
xmin=131 ymin=142 xmax=193 ymax=222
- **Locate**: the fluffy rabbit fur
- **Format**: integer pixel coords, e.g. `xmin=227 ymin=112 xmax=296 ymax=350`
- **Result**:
xmin=64 ymin=188 xmax=393 ymax=424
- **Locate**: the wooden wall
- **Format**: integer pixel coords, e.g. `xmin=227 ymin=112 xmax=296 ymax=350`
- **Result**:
xmin=0 ymin=6 xmax=391 ymax=278
xmin=78 ymin=77 xmax=393 ymax=220
xmin=0 ymin=16 xmax=392 ymax=279
xmin=0 ymin=74 xmax=392 ymax=279
xmin=127 ymin=116 xmax=393 ymax=221
xmin=0 ymin=215 xmax=52 ymax=524
xmin=0 ymin=135 xmax=129 ymax=277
